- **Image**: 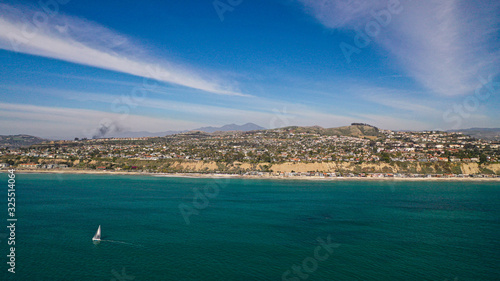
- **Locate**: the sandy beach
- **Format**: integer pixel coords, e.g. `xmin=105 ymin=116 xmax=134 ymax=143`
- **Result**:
xmin=4 ymin=169 xmax=500 ymax=182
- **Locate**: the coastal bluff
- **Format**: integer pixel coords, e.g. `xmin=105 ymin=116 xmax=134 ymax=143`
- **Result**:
xmin=143 ymin=160 xmax=500 ymax=175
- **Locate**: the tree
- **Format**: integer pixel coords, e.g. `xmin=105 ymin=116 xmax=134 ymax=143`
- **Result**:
xmin=380 ymin=152 xmax=391 ymax=163
xmin=479 ymin=154 xmax=487 ymax=164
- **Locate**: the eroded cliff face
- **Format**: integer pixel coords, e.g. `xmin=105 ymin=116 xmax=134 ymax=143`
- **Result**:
xmin=479 ymin=163 xmax=500 ymax=174
xmin=267 ymin=162 xmax=449 ymax=174
xmin=169 ymin=161 xmax=500 ymax=175
xmin=25 ymin=157 xmax=498 ymax=175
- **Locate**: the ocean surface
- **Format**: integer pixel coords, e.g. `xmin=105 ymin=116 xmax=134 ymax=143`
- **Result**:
xmin=1 ymin=173 xmax=499 ymax=280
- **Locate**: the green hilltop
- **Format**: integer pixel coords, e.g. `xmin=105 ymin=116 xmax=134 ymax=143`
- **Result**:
xmin=271 ymin=124 xmax=382 ymax=139
xmin=0 ymin=134 xmax=49 ymax=148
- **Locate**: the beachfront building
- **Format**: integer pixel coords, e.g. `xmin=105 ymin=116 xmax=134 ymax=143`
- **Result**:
xmin=19 ymin=163 xmax=41 ymax=169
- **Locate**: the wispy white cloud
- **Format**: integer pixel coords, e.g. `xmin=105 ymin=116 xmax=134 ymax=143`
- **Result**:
xmin=357 ymin=87 xmax=442 ymax=116
xmin=0 ymin=93 xmax=448 ymax=138
xmin=0 ymin=97 xmax=361 ymax=138
xmin=297 ymin=0 xmax=500 ymax=96
xmin=298 ymin=0 xmax=386 ymax=29
xmin=0 ymin=4 xmax=248 ymax=96
xmin=33 ymin=86 xmax=358 ymax=128
xmin=356 ymin=113 xmax=433 ymax=131
xmin=343 ymin=84 xmax=495 ymax=129
xmin=0 ymin=102 xmax=200 ymax=139
xmin=0 ymin=77 xmax=378 ymax=137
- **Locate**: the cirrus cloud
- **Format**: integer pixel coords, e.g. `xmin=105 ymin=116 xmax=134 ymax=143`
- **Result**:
xmin=0 ymin=3 xmax=248 ymax=97
xmin=297 ymin=0 xmax=500 ymax=96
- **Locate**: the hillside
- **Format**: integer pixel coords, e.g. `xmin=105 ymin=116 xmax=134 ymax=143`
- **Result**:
xmin=0 ymin=135 xmax=48 ymax=148
xmin=274 ymin=124 xmax=382 ymax=139
xmin=324 ymin=124 xmax=381 ymax=138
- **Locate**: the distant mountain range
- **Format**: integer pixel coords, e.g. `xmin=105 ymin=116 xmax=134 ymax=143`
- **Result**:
xmin=2 ymin=125 xmax=499 ymax=148
xmin=108 ymin=123 xmax=266 ymax=138
xmin=448 ymin=128 xmax=500 ymax=141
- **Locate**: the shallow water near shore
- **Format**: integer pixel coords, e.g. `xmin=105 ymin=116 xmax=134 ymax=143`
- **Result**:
xmin=2 ymin=173 xmax=499 ymax=280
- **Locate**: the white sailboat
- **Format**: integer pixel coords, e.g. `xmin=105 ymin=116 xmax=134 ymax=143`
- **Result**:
xmin=92 ymin=225 xmax=101 ymax=242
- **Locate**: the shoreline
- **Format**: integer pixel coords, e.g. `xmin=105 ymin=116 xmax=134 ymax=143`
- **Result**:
xmin=3 ymin=169 xmax=500 ymax=181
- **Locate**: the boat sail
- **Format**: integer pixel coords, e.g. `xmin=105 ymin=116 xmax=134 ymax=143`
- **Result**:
xmin=92 ymin=225 xmax=101 ymax=241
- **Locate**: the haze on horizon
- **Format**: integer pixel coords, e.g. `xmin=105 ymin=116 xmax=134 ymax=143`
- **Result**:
xmin=0 ymin=0 xmax=499 ymax=139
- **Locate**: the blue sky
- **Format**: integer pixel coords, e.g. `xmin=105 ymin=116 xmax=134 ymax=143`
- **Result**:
xmin=0 ymin=0 xmax=499 ymax=139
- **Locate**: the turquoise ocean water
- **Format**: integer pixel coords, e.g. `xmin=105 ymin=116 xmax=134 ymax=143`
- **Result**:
xmin=1 ymin=173 xmax=499 ymax=280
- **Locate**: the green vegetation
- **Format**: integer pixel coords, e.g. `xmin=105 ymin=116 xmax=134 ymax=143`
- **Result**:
xmin=1 ymin=124 xmax=498 ymax=176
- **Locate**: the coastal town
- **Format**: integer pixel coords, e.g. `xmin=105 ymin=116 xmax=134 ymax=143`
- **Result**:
xmin=1 ymin=124 xmax=499 ymax=179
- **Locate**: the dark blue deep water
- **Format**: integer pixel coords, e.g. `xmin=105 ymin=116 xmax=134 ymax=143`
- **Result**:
xmin=1 ymin=173 xmax=499 ymax=280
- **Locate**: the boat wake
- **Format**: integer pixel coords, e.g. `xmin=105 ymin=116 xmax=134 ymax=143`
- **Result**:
xmin=91 ymin=226 xmax=142 ymax=247
xmin=99 ymin=239 xmax=142 ymax=247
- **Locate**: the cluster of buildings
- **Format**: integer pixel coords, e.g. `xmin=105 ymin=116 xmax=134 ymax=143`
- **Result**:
xmin=16 ymin=163 xmax=68 ymax=169
xmin=0 ymin=128 xmax=498 ymax=173
xmin=250 ymin=171 xmax=498 ymax=179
